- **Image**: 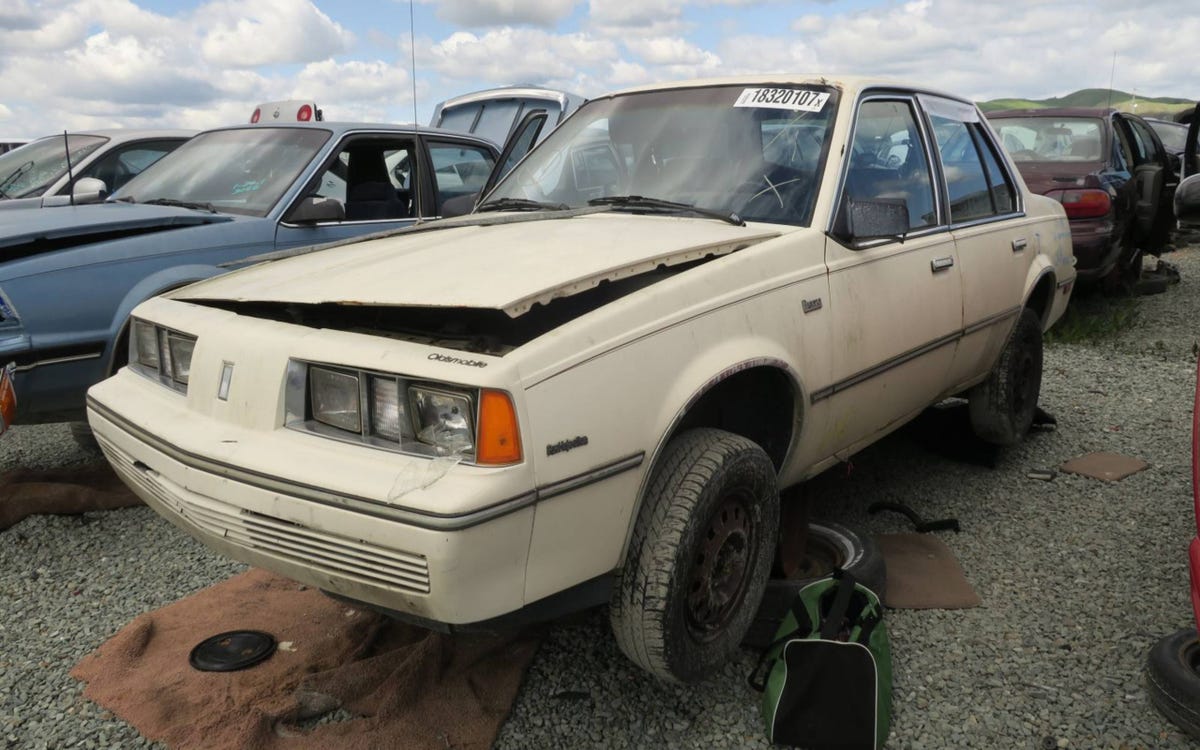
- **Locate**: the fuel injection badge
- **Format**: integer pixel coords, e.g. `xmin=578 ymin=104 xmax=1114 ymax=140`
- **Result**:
xmin=547 ymin=436 xmax=588 ymax=456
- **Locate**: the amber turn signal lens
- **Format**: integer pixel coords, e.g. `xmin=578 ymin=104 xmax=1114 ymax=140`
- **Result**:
xmin=476 ymin=389 xmax=522 ymax=465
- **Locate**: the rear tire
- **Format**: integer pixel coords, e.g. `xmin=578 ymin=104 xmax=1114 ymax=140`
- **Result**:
xmin=610 ymin=428 xmax=779 ymax=683
xmin=968 ymin=307 xmax=1043 ymax=445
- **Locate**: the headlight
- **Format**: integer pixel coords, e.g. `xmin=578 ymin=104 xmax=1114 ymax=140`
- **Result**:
xmin=310 ymin=367 xmax=362 ymax=433
xmin=287 ymin=360 xmax=522 ymax=465
xmin=129 ymin=318 xmax=196 ymax=393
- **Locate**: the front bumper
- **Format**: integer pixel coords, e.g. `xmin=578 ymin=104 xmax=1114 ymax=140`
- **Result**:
xmin=87 ymin=372 xmax=537 ymax=625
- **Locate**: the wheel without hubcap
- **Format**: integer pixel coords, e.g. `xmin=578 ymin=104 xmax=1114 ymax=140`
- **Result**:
xmin=610 ymin=428 xmax=778 ymax=683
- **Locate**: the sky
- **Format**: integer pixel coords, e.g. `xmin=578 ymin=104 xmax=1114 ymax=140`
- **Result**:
xmin=0 ymin=0 xmax=1196 ymax=139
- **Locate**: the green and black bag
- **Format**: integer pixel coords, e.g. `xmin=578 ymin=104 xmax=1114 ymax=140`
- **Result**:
xmin=748 ymin=569 xmax=892 ymax=749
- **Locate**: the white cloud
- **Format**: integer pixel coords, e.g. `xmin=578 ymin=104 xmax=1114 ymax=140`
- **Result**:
xmin=426 ymin=27 xmax=617 ymax=84
xmin=199 ymin=0 xmax=355 ymax=67
xmin=587 ymin=0 xmax=689 ymax=36
xmin=434 ymin=0 xmax=579 ymax=27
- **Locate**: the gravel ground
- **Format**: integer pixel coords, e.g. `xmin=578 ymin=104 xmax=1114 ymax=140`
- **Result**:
xmin=3 ymin=245 xmax=1200 ymax=749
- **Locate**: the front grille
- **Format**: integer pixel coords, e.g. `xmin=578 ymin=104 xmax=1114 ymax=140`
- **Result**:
xmin=99 ymin=436 xmax=431 ymax=595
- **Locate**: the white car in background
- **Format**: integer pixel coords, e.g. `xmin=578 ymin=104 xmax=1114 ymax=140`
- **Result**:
xmin=88 ymin=75 xmax=1075 ymax=683
xmin=0 ymin=129 xmax=193 ymax=209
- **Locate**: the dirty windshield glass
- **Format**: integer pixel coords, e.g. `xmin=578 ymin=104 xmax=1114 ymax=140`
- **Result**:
xmin=115 ymin=127 xmax=331 ymax=217
xmin=483 ymin=84 xmax=838 ymax=226
xmin=991 ymin=117 xmax=1105 ymax=162
xmin=0 ymin=134 xmax=108 ymax=199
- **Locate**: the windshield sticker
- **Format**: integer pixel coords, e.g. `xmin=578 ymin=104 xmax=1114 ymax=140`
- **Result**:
xmin=735 ymin=88 xmax=830 ymax=113
xmin=231 ymin=179 xmax=265 ymax=195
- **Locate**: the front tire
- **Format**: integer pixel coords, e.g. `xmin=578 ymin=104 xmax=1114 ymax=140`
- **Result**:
xmin=968 ymin=307 xmax=1043 ymax=445
xmin=610 ymin=428 xmax=779 ymax=683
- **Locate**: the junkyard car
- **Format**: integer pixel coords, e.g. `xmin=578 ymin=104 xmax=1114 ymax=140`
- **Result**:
xmin=0 ymin=129 xmax=193 ymax=209
xmin=0 ymin=120 xmax=504 ymax=430
xmin=88 ymin=76 xmax=1075 ymax=682
xmin=1147 ymin=184 xmax=1200 ymax=736
xmin=988 ymin=107 xmax=1175 ymax=287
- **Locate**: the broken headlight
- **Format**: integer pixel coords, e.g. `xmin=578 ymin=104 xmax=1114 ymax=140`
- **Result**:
xmin=129 ymin=318 xmax=196 ymax=393
xmin=287 ymin=360 xmax=521 ymax=465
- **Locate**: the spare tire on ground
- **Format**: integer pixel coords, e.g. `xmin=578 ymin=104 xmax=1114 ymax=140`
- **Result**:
xmin=741 ymin=521 xmax=886 ymax=651
xmin=1147 ymin=627 xmax=1200 ymax=739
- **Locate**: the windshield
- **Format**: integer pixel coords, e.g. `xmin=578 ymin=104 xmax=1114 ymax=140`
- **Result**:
xmin=114 ymin=127 xmax=332 ymax=217
xmin=483 ymin=84 xmax=838 ymax=226
xmin=991 ymin=117 xmax=1106 ymax=162
xmin=0 ymin=134 xmax=108 ymax=199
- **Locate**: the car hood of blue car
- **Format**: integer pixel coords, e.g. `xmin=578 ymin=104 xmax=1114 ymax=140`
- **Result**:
xmin=0 ymin=202 xmax=236 ymax=253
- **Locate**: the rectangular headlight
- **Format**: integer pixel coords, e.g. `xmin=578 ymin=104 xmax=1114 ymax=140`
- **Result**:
xmin=166 ymin=332 xmax=195 ymax=385
xmin=129 ymin=318 xmax=195 ymax=394
xmin=411 ymin=386 xmax=474 ymax=454
xmin=369 ymin=376 xmax=405 ymax=442
xmin=287 ymin=360 xmax=520 ymax=465
xmin=132 ymin=319 xmax=159 ymax=370
xmin=310 ymin=366 xmax=361 ymax=433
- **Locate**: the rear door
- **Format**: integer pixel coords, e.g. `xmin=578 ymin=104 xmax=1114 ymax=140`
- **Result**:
xmin=921 ymin=95 xmax=1031 ymax=389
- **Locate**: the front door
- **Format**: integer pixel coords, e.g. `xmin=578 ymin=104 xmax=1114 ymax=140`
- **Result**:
xmin=274 ymin=133 xmax=422 ymax=249
xmin=821 ymin=96 xmax=962 ymax=458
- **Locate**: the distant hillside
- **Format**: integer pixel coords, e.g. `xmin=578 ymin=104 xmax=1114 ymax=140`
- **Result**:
xmin=979 ymin=88 xmax=1194 ymax=119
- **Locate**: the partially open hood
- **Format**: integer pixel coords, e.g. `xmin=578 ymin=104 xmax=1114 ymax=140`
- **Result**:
xmin=175 ymin=214 xmax=782 ymax=317
xmin=0 ymin=202 xmax=234 ymax=254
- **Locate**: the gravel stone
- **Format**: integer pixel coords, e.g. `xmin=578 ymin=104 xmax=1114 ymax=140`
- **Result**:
xmin=3 ymin=245 xmax=1200 ymax=748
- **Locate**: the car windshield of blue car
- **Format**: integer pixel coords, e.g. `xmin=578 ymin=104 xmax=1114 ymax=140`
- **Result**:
xmin=0 ymin=134 xmax=108 ymax=199
xmin=992 ymin=118 xmax=1106 ymax=163
xmin=481 ymin=84 xmax=838 ymax=227
xmin=114 ymin=127 xmax=332 ymax=217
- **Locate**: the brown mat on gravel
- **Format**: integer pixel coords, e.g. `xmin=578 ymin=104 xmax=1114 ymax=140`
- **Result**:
xmin=1060 ymin=451 xmax=1149 ymax=482
xmin=875 ymin=533 xmax=981 ymax=609
xmin=0 ymin=463 xmax=142 ymax=530
xmin=71 ymin=568 xmax=542 ymax=750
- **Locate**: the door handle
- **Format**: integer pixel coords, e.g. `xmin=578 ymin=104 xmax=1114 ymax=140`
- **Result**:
xmin=1012 ymin=237 xmax=1028 ymax=252
xmin=930 ymin=256 xmax=954 ymax=272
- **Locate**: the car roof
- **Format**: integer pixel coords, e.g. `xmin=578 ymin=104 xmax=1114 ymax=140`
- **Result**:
xmin=436 ymin=85 xmax=585 ymax=110
xmin=197 ymin=121 xmax=498 ymax=148
xmin=28 ymin=128 xmax=196 ymax=143
xmin=602 ymin=75 xmax=975 ymax=106
xmin=987 ymin=107 xmax=1116 ymax=119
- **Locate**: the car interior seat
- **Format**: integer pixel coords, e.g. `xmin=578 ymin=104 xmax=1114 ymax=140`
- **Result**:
xmin=345 ymin=148 xmax=409 ymax=221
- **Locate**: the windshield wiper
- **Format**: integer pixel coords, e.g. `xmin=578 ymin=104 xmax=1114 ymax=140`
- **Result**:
xmin=0 ymin=161 xmax=34 ymax=199
xmin=587 ymin=195 xmax=745 ymax=226
xmin=142 ymin=197 xmax=217 ymax=213
xmin=475 ymin=197 xmax=569 ymax=213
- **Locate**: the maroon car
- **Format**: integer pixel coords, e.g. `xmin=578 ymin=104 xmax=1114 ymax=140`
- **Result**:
xmin=987 ymin=108 xmax=1176 ymax=287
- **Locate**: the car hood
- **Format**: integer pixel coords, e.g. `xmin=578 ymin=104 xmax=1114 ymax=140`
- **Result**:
xmin=175 ymin=213 xmax=782 ymax=317
xmin=0 ymin=202 xmax=235 ymax=252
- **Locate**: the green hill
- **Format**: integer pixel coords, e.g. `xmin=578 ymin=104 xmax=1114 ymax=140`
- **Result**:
xmin=979 ymin=88 xmax=1194 ymax=118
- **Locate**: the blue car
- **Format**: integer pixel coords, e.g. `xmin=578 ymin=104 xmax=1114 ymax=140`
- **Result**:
xmin=0 ymin=119 xmax=512 ymax=431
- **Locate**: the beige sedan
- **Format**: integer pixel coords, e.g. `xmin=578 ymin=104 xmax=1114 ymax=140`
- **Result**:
xmin=88 ymin=75 xmax=1074 ymax=683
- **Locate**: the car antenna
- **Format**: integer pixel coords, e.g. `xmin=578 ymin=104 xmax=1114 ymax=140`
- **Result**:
xmin=63 ymin=131 xmax=75 ymax=206
xmin=1106 ymin=52 xmax=1116 ymax=111
xmin=409 ymin=0 xmax=423 ymax=224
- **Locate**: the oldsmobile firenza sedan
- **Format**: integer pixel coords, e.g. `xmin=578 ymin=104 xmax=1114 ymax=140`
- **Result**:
xmin=88 ymin=76 xmax=1075 ymax=683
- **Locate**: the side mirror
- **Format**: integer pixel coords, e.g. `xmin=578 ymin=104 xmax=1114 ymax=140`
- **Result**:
xmin=71 ymin=177 xmax=108 ymax=204
xmin=846 ymin=199 xmax=909 ymax=242
xmin=286 ymin=196 xmax=345 ymax=225
xmin=1176 ymin=173 xmax=1200 ymax=228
